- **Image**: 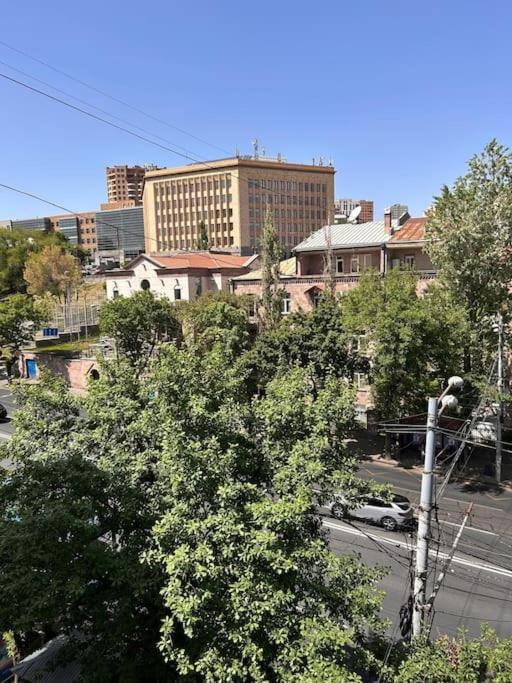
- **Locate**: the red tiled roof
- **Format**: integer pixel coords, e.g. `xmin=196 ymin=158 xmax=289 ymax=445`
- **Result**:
xmin=389 ymin=217 xmax=427 ymax=242
xmin=146 ymin=252 xmax=251 ymax=271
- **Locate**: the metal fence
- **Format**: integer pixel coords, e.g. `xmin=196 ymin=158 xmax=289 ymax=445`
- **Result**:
xmin=36 ymin=298 xmax=105 ymax=338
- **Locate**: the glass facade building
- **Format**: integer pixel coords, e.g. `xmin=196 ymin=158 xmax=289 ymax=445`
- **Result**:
xmin=95 ymin=207 xmax=145 ymax=260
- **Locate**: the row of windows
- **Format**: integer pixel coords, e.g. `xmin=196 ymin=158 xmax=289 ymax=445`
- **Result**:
xmin=154 ymin=176 xmax=232 ymax=195
xmin=157 ymin=236 xmax=235 ymax=250
xmin=249 ymin=194 xmax=326 ymax=207
xmin=335 ymin=253 xmax=415 ymax=274
xmin=155 ymin=194 xmax=232 ymax=207
xmin=52 ymin=216 xmax=95 ymax=228
xmin=157 ymin=208 xmax=234 ymax=220
xmin=248 ymin=179 xmax=327 ymax=193
xmin=157 ymin=222 xmax=234 ymax=235
xmin=250 ymin=208 xmax=327 ymax=220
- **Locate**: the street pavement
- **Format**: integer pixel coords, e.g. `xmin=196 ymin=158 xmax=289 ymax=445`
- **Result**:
xmin=0 ymin=381 xmax=16 ymax=444
xmin=324 ymin=459 xmax=512 ymax=639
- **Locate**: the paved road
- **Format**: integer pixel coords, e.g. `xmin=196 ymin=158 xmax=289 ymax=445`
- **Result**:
xmin=324 ymin=459 xmax=512 ymax=639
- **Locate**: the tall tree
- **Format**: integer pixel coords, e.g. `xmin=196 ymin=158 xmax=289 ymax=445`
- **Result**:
xmin=23 ymin=245 xmax=82 ymax=302
xmin=342 ymin=269 xmax=467 ymax=418
xmin=196 ymin=220 xmax=210 ymax=250
xmin=426 ymin=139 xmax=512 ymax=372
xmin=260 ymin=206 xmax=284 ymax=329
xmin=0 ymin=294 xmax=44 ymax=351
xmin=177 ymin=291 xmax=250 ymax=358
xmin=0 ymin=229 xmax=71 ymax=295
xmin=99 ymin=290 xmax=180 ymax=369
xmin=0 ymin=343 xmax=387 ymax=680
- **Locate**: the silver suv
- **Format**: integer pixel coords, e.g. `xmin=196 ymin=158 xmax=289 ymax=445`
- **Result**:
xmin=330 ymin=493 xmax=413 ymax=531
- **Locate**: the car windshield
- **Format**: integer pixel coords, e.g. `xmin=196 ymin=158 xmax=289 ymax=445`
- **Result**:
xmin=392 ymin=494 xmax=409 ymax=504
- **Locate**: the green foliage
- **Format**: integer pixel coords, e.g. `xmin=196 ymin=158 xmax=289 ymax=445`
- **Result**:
xmin=426 ymin=139 xmax=512 ymax=372
xmin=342 ymin=269 xmax=467 ymax=417
xmin=99 ymin=290 xmax=180 ymax=368
xmin=0 ymin=293 xmax=44 ymax=350
xmin=177 ymin=291 xmax=251 ymax=358
xmin=197 ymin=220 xmax=210 ymax=250
xmin=0 ymin=342 xmax=386 ymax=680
xmin=392 ymin=627 xmax=512 ymax=682
xmin=242 ymin=295 xmax=363 ymax=391
xmin=0 ymin=229 xmax=71 ymax=295
xmin=260 ymin=207 xmax=284 ymax=329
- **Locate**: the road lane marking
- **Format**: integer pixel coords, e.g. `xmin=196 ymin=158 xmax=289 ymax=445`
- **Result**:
xmin=437 ymin=520 xmax=498 ymax=536
xmin=323 ymin=518 xmax=512 ymax=578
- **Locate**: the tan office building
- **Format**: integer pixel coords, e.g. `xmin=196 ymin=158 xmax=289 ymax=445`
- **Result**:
xmin=143 ymin=157 xmax=335 ymax=254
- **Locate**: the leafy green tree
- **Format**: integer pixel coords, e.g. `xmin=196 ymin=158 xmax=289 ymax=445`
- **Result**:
xmin=426 ymin=139 xmax=512 ymax=373
xmin=99 ymin=290 xmax=180 ymax=369
xmin=0 ymin=229 xmax=71 ymax=295
xmin=0 ymin=373 xmax=170 ymax=680
xmin=342 ymin=269 xmax=467 ymax=418
xmin=0 ymin=293 xmax=44 ymax=350
xmin=196 ymin=220 xmax=210 ymax=250
xmin=391 ymin=627 xmax=512 ymax=682
xmin=24 ymin=245 xmax=82 ymax=302
xmin=143 ymin=349 xmax=384 ymax=680
xmin=0 ymin=341 xmax=387 ymax=680
xmin=242 ymin=295 xmax=362 ymax=392
xmin=260 ymin=207 xmax=284 ymax=329
xmin=177 ymin=291 xmax=251 ymax=357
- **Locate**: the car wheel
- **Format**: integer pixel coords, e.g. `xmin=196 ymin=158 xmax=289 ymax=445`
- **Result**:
xmin=331 ymin=503 xmax=347 ymax=520
xmin=381 ymin=516 xmax=397 ymax=531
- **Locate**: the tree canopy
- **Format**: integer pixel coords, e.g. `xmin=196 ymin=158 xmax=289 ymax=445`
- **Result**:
xmin=342 ymin=268 xmax=467 ymax=418
xmin=0 ymin=293 xmax=45 ymax=350
xmin=0 ymin=229 xmax=71 ymax=295
xmin=426 ymin=139 xmax=512 ymax=372
xmin=24 ymin=244 xmax=82 ymax=301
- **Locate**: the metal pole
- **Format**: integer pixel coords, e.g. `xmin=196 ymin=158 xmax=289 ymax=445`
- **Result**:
xmin=412 ymin=396 xmax=438 ymax=638
xmin=496 ymin=312 xmax=504 ymax=483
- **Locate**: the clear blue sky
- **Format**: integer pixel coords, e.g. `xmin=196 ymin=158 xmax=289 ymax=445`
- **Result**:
xmin=1 ymin=0 xmax=510 ymax=220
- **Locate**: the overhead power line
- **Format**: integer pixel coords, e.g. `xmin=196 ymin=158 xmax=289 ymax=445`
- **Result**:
xmin=0 ymin=39 xmax=231 ymax=156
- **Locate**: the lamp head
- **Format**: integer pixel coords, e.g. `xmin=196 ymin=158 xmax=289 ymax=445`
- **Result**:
xmin=448 ymin=375 xmax=464 ymax=390
xmin=441 ymin=394 xmax=458 ymax=411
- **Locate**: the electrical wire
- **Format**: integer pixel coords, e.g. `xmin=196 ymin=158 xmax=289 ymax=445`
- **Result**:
xmin=0 ymin=39 xmax=231 ymax=156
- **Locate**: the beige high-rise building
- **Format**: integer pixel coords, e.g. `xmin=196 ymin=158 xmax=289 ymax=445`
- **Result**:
xmin=143 ymin=157 xmax=335 ymax=254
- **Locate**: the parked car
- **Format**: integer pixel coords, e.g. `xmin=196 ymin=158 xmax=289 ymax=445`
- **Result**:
xmin=0 ymin=403 xmax=7 ymax=421
xmin=330 ymin=493 xmax=413 ymax=531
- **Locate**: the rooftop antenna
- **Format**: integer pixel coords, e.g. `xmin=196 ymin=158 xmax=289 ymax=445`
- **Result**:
xmin=348 ymin=205 xmax=362 ymax=224
xmin=312 ymin=158 xmax=316 ymax=165
xmin=277 ymin=152 xmax=282 ymax=162
xmin=261 ymin=147 xmax=266 ymax=157
xmin=252 ymin=138 xmax=259 ymax=160
xmin=328 ymin=158 xmax=333 ymax=166
xmin=235 ymin=146 xmax=240 ymax=157
xmin=319 ymin=156 xmax=324 ymax=166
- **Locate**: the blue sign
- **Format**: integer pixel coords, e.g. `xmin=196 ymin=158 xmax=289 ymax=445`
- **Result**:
xmin=42 ymin=327 xmax=59 ymax=337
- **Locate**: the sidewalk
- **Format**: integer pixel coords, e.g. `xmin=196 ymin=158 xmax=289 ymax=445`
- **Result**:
xmin=347 ymin=428 xmax=512 ymax=492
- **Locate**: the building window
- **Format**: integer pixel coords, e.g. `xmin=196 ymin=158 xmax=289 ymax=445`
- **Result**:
xmin=174 ymin=286 xmax=182 ymax=301
xmin=336 ymin=256 xmax=344 ymax=274
xmin=404 ymin=254 xmax=415 ymax=268
xmin=354 ymin=372 xmax=368 ymax=390
xmin=140 ymin=279 xmax=150 ymax=291
xmin=351 ymin=253 xmax=372 ymax=273
xmin=281 ymin=292 xmax=291 ymax=315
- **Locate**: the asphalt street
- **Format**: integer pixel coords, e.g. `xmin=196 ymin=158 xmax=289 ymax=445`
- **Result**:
xmin=0 ymin=382 xmax=16 ymax=466
xmin=324 ymin=459 xmax=512 ymax=639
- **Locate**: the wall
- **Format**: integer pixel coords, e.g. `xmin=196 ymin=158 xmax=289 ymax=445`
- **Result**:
xmin=22 ymin=352 xmax=98 ymax=393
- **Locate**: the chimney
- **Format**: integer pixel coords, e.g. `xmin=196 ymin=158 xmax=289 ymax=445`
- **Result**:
xmin=384 ymin=208 xmax=392 ymax=234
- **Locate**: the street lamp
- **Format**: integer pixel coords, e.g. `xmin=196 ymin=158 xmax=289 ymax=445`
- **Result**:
xmin=412 ymin=376 xmax=463 ymax=639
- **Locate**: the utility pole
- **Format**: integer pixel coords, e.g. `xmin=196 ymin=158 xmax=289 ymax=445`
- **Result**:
xmin=496 ymin=312 xmax=504 ymax=484
xmin=412 ymin=376 xmax=463 ymax=639
xmin=412 ymin=396 xmax=438 ymax=638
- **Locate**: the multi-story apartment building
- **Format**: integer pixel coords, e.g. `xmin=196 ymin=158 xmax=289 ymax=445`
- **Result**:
xmin=143 ymin=157 xmax=335 ymax=255
xmin=49 ymin=212 xmax=97 ymax=251
xmin=334 ymin=198 xmax=373 ymax=223
xmin=106 ymin=165 xmax=157 ymax=205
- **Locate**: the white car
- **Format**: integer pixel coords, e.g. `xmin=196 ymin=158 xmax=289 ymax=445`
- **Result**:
xmin=330 ymin=493 xmax=413 ymax=531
